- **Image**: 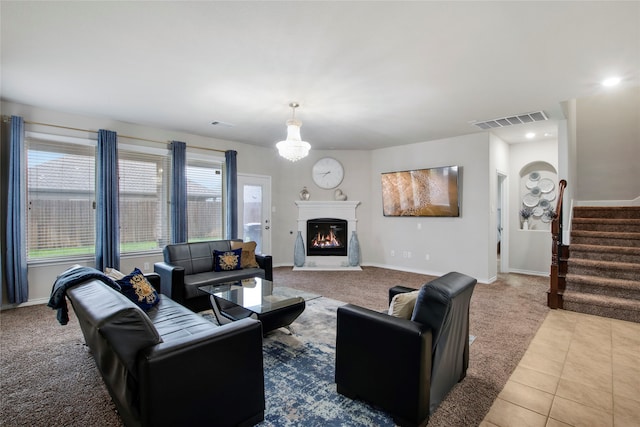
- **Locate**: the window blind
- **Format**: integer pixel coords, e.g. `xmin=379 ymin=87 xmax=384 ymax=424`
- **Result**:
xmin=26 ymin=137 xmax=96 ymax=260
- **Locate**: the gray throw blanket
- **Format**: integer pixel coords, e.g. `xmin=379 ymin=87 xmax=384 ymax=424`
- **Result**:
xmin=47 ymin=266 xmax=120 ymax=325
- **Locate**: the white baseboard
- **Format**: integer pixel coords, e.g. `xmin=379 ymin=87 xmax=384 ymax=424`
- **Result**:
xmin=509 ymin=268 xmax=549 ymax=278
xmin=1 ymin=297 xmax=49 ymax=311
xmin=575 ymin=196 xmax=640 ymax=207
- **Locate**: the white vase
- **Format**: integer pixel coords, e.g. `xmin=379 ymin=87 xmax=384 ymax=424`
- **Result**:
xmin=522 ymin=220 xmax=529 ymax=230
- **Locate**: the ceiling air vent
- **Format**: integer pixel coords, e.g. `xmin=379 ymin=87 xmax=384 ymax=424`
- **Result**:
xmin=472 ymin=111 xmax=548 ymax=130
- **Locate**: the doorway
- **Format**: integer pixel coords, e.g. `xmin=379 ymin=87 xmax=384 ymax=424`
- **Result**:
xmin=237 ymin=174 xmax=272 ymax=255
xmin=497 ymin=172 xmax=508 ymax=273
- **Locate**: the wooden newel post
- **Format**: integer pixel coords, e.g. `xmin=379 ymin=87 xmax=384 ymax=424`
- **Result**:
xmin=548 ymin=180 xmax=567 ymax=309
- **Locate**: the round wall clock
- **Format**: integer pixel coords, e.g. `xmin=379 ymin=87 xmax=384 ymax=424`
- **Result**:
xmin=312 ymin=157 xmax=344 ymax=189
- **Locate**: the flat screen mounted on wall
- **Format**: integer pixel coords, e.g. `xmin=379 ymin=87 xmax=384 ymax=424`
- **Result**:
xmin=381 ymin=165 xmax=460 ymax=217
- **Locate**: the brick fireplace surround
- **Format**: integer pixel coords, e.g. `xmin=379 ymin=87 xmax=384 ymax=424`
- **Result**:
xmin=294 ymin=200 xmax=361 ymax=271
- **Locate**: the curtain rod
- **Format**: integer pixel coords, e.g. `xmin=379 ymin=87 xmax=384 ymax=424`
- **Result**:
xmin=3 ymin=116 xmax=227 ymax=154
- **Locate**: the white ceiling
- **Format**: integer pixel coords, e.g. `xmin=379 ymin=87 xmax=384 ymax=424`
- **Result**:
xmin=1 ymin=1 xmax=638 ymax=149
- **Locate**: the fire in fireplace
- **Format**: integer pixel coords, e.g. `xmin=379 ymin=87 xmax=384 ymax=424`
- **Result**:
xmin=306 ymin=218 xmax=348 ymax=256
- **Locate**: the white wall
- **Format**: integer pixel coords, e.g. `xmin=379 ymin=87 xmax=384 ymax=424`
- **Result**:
xmin=370 ymin=133 xmax=493 ymax=283
xmin=269 ymin=149 xmax=373 ymax=266
xmin=575 ymin=86 xmax=640 ymax=202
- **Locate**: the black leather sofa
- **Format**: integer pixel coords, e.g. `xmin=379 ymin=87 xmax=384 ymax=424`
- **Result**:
xmin=154 ymin=239 xmax=273 ymax=312
xmin=335 ymin=272 xmax=477 ymax=427
xmin=64 ymin=270 xmax=265 ymax=427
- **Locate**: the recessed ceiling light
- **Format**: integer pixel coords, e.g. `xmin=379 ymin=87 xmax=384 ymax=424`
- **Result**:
xmin=602 ymin=76 xmax=621 ymax=87
xmin=525 ymin=132 xmax=536 ymax=139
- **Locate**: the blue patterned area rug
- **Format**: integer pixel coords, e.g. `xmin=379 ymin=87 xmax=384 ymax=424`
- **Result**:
xmin=201 ymin=297 xmax=478 ymax=426
xmin=259 ymin=297 xmax=395 ymax=427
xmin=202 ymin=297 xmax=396 ymax=426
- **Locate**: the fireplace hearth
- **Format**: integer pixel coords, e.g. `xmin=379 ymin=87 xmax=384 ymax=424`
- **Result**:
xmin=294 ymin=200 xmax=361 ymax=270
xmin=306 ymin=218 xmax=347 ymax=256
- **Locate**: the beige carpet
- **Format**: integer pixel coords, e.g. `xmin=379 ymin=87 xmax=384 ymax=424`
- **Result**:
xmin=0 ymin=267 xmax=549 ymax=426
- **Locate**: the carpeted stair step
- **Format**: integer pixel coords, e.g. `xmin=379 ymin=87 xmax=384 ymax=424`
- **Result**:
xmin=568 ymin=258 xmax=640 ymax=281
xmin=562 ymin=291 xmax=640 ymax=323
xmin=568 ymin=244 xmax=640 ymax=264
xmin=564 ymin=206 xmax=640 ymax=323
xmin=571 ymin=230 xmax=640 ymax=248
xmin=572 ymin=218 xmax=640 ymax=233
xmin=565 ymin=273 xmax=640 ymax=299
xmin=573 ymin=206 xmax=640 ymax=220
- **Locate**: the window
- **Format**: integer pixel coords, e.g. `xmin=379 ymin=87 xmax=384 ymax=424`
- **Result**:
xmin=26 ymin=133 xmax=96 ymax=261
xmin=118 ymin=144 xmax=171 ymax=254
xmin=186 ymin=153 xmax=224 ymax=242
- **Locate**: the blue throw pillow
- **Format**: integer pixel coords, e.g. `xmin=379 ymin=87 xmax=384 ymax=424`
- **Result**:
xmin=213 ymin=248 xmax=243 ymax=272
xmin=117 ymin=268 xmax=160 ymax=311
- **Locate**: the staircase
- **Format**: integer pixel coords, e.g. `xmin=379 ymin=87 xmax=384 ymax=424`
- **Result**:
xmin=562 ymin=206 xmax=640 ymax=323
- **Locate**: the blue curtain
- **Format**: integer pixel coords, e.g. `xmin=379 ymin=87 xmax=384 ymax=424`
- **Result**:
xmin=96 ymin=129 xmax=120 ymax=270
xmin=171 ymin=141 xmax=187 ymax=243
xmin=225 ymin=150 xmax=238 ymax=239
xmin=6 ymin=116 xmax=28 ymax=304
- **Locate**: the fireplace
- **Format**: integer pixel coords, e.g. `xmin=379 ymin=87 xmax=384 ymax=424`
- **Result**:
xmin=306 ymin=218 xmax=348 ymax=256
xmin=294 ymin=200 xmax=360 ymax=270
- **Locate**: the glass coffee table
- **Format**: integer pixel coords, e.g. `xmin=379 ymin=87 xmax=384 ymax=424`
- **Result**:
xmin=199 ymin=277 xmax=320 ymax=334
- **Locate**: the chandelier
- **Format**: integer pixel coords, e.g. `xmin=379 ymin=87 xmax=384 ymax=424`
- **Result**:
xmin=276 ymin=102 xmax=311 ymax=162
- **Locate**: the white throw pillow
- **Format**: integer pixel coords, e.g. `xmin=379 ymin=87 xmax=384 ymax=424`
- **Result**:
xmin=387 ymin=290 xmax=420 ymax=319
xmin=105 ymin=267 xmax=126 ymax=280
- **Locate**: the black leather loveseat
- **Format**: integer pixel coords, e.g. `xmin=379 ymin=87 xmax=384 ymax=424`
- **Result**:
xmin=154 ymin=239 xmax=273 ymax=312
xmin=62 ymin=268 xmax=265 ymax=427
xmin=335 ymin=272 xmax=477 ymax=427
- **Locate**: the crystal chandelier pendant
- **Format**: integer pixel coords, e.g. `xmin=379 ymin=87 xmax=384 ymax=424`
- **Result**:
xmin=276 ymin=102 xmax=311 ymax=161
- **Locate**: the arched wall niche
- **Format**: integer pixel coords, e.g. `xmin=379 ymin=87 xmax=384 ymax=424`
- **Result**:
xmin=519 ymin=161 xmax=558 ymax=231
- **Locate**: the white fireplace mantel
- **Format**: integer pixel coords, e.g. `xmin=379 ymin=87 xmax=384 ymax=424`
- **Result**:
xmin=294 ymin=200 xmax=361 ymax=270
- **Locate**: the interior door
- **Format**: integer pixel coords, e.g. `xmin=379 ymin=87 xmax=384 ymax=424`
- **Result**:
xmin=237 ymin=174 xmax=272 ymax=255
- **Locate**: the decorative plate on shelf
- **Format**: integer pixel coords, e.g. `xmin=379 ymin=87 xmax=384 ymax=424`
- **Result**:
xmin=526 ymin=179 xmax=538 ymax=189
xmin=539 ymin=199 xmax=550 ymax=210
xmin=542 ymin=191 xmax=556 ymax=202
xmin=533 ymin=206 xmax=544 ymax=217
xmin=530 ymin=187 xmax=541 ymax=197
xmin=523 ymin=193 xmax=539 ymax=207
xmin=539 ymin=178 xmax=554 ymax=193
xmin=541 ymin=212 xmax=552 ymax=223
xmin=529 ymin=172 xmax=541 ymax=181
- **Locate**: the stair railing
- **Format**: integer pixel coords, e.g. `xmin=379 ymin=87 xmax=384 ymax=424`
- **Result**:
xmin=548 ymin=179 xmax=567 ymax=308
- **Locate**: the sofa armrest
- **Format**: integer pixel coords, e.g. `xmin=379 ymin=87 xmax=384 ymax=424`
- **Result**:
xmin=256 ymin=254 xmax=273 ymax=281
xmin=138 ymin=317 xmax=265 ymax=427
xmin=388 ymin=285 xmax=419 ymax=305
xmin=335 ymin=304 xmax=432 ymax=420
xmin=153 ymin=262 xmax=185 ymax=302
xmin=144 ymin=272 xmax=161 ymax=292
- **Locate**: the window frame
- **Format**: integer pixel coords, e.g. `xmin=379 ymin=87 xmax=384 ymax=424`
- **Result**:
xmin=117 ymin=142 xmax=172 ymax=256
xmin=185 ymin=149 xmax=225 ymax=243
xmin=25 ymin=131 xmax=98 ymax=264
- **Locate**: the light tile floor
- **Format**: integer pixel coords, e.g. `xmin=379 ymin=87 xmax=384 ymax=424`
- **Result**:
xmin=480 ymin=309 xmax=640 ymax=427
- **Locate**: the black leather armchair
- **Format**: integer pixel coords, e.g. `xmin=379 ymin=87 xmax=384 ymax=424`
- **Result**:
xmin=335 ymin=272 xmax=477 ymax=427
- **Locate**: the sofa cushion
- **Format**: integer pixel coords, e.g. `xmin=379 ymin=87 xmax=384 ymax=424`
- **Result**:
xmin=117 ymin=268 xmax=160 ymax=311
xmin=146 ymin=295 xmax=215 ymax=342
xmin=230 ymin=241 xmax=260 ymax=268
xmin=387 ymin=290 xmax=420 ymax=319
xmin=213 ymin=248 xmax=243 ymax=272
